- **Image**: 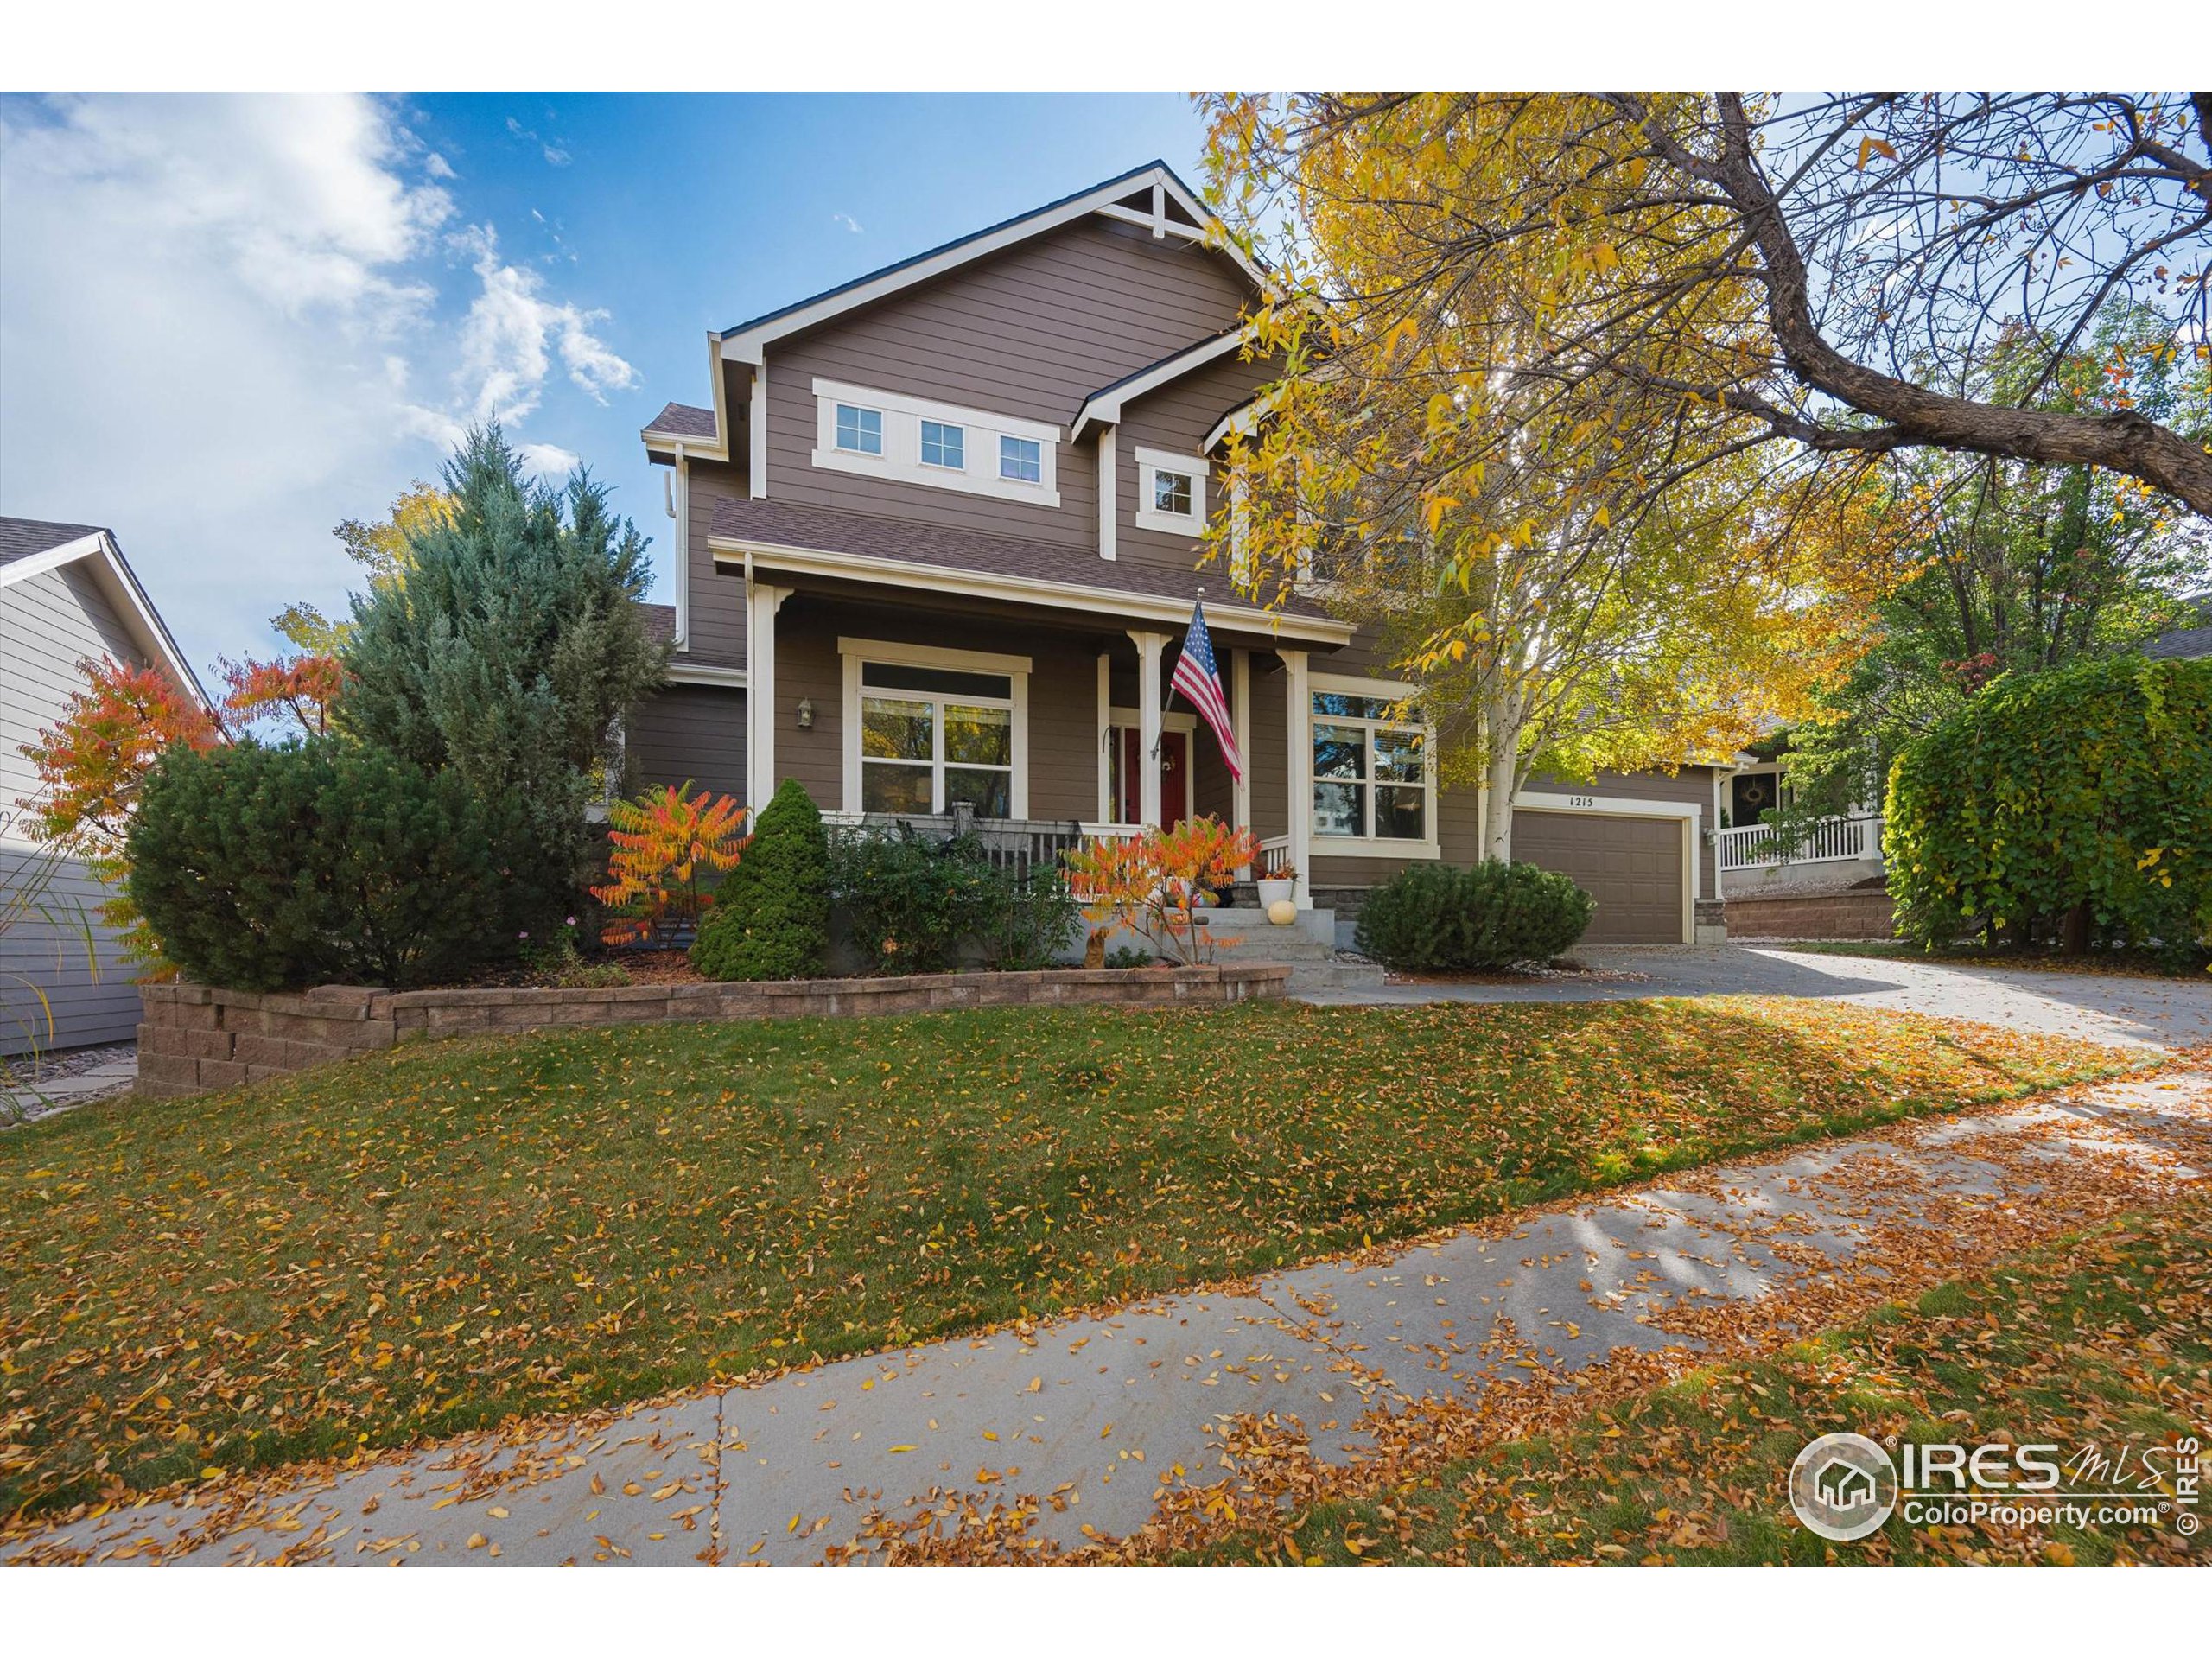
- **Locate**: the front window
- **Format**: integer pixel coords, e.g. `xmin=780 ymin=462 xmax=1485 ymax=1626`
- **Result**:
xmin=858 ymin=661 xmax=1014 ymax=817
xmin=1152 ymin=467 xmax=1193 ymax=517
xmin=1312 ymin=690 xmax=1428 ymax=842
xmin=920 ymin=419 xmax=964 ymax=470
xmin=835 ymin=404 xmax=883 ymax=455
xmin=1000 ymin=435 xmax=1042 ymax=484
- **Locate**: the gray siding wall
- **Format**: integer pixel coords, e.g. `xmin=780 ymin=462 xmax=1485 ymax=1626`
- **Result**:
xmin=762 ymin=218 xmax=1255 ymax=548
xmin=2 ymin=563 xmax=154 ymax=1052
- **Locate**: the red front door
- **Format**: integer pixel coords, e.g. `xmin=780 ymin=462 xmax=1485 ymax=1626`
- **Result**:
xmin=1118 ymin=728 xmax=1188 ymax=828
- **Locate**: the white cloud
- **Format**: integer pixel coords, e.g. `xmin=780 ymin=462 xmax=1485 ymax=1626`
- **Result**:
xmin=0 ymin=93 xmax=631 ymax=670
xmin=504 ymin=114 xmax=569 ymax=168
xmin=832 ymin=211 xmax=864 ymax=234
xmin=404 ymin=222 xmax=634 ymax=437
xmin=518 ymin=442 xmax=582 ymax=478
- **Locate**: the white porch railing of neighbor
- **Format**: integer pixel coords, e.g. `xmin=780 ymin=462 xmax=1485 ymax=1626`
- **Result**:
xmin=1718 ymin=814 xmax=1883 ymax=873
xmin=1255 ymin=835 xmax=1296 ymax=879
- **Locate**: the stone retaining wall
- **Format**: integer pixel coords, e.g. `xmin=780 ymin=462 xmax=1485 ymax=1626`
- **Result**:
xmin=1725 ymin=889 xmax=1897 ymax=941
xmin=137 ymin=964 xmax=1292 ymax=1098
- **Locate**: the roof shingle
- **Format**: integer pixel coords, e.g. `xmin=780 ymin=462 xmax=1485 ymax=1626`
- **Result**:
xmin=0 ymin=517 xmax=107 ymax=568
xmin=642 ymin=403 xmax=718 ymax=441
xmin=706 ymin=498 xmax=1337 ymax=624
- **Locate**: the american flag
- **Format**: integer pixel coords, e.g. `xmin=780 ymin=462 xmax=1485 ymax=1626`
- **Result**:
xmin=1169 ymin=599 xmax=1244 ymax=784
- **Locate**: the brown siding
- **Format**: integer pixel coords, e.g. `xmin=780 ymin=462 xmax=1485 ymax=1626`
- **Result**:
xmin=680 ymin=460 xmax=748 ymax=670
xmin=762 ymin=218 xmax=1255 ymax=546
xmin=1114 ymin=352 xmax=1277 ymax=574
xmin=627 ymin=684 xmax=746 ymax=805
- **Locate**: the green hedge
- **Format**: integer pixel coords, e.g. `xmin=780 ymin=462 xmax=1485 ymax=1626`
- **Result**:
xmin=1355 ymin=859 xmax=1595 ymax=970
xmin=690 ymin=779 xmax=830 ymax=981
xmin=1886 ymin=654 xmax=2212 ymax=960
xmin=125 ymin=739 xmax=505 ymax=990
xmin=830 ymin=828 xmax=1079 ymax=974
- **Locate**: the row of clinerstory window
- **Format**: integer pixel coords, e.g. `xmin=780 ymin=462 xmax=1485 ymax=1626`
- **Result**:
xmin=810 ymin=378 xmax=1206 ymax=533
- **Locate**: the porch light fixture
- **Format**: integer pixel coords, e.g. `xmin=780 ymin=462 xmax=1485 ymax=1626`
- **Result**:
xmin=796 ymin=696 xmax=815 ymax=729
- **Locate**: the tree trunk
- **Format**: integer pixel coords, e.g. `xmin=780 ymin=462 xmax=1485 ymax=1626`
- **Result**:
xmin=1481 ymin=686 xmax=1522 ymax=863
xmin=2061 ymin=901 xmax=2090 ymax=957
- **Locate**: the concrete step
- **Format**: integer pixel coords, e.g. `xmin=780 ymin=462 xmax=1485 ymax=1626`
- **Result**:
xmin=1286 ymin=959 xmax=1389 ymax=993
xmin=1190 ymin=913 xmax=1336 ymax=962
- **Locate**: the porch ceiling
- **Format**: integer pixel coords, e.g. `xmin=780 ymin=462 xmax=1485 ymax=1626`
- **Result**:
xmin=706 ymin=497 xmax=1350 ymax=650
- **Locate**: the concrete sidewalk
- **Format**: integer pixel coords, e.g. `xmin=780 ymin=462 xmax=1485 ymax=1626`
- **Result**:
xmin=1299 ymin=945 xmax=2212 ymax=1052
xmin=13 ymin=1069 xmax=2207 ymax=1567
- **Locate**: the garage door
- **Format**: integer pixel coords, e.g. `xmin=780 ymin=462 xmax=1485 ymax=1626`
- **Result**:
xmin=1513 ymin=810 xmax=1685 ymax=944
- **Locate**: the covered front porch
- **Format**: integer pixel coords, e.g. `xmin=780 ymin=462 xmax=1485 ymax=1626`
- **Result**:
xmin=728 ymin=551 xmax=1368 ymax=906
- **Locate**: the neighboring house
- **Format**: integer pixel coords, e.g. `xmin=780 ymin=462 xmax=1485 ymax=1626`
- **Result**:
xmin=628 ymin=162 xmax=1727 ymax=944
xmin=2145 ymin=594 xmax=2211 ymax=661
xmin=1 ymin=518 xmax=210 ymax=1054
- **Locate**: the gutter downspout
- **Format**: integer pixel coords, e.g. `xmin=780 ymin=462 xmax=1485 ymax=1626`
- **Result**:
xmin=672 ymin=441 xmax=690 ymax=652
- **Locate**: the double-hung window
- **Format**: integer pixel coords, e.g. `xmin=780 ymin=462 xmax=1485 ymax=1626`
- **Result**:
xmin=835 ymin=403 xmax=883 ymax=455
xmin=999 ymin=435 xmax=1042 ymax=484
xmin=919 ymin=419 xmax=964 ymax=470
xmin=858 ymin=660 xmax=1015 ymax=817
xmin=1312 ymin=689 xmax=1430 ymax=844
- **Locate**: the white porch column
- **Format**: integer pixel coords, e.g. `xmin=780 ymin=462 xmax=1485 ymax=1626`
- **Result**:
xmin=745 ymin=582 xmax=788 ymax=817
xmin=1128 ymin=629 xmax=1168 ymax=827
xmin=1283 ymin=648 xmax=1312 ymax=907
xmin=1230 ymin=647 xmax=1252 ymax=874
xmin=1095 ymin=651 xmax=1113 ymax=821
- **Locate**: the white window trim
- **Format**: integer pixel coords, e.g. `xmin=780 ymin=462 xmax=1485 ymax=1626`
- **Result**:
xmin=1132 ymin=445 xmax=1208 ymax=536
xmin=1306 ymin=671 xmax=1440 ymax=859
xmin=1104 ymin=705 xmax=1198 ymax=826
xmin=838 ymin=637 xmax=1032 ymax=818
xmin=812 ymin=378 xmax=1061 ymax=507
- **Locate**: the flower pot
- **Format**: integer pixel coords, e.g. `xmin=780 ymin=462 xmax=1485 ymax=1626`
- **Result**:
xmin=1255 ymin=877 xmax=1296 ymax=916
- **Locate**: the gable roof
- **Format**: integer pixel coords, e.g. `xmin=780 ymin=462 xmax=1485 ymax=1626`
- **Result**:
xmin=716 ymin=161 xmax=1272 ymax=367
xmin=0 ymin=517 xmax=210 ymax=709
xmin=1069 ymin=325 xmax=1262 ymax=442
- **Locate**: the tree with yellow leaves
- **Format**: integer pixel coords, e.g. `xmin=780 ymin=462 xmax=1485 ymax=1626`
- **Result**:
xmin=1202 ymin=93 xmax=1911 ymax=857
xmin=271 ymin=480 xmax=455 ymax=653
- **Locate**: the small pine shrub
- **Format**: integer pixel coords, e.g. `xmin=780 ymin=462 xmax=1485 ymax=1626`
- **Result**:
xmin=125 ymin=738 xmax=505 ymax=990
xmin=690 ymin=779 xmax=830 ymax=981
xmin=1356 ymin=859 xmax=1594 ymax=970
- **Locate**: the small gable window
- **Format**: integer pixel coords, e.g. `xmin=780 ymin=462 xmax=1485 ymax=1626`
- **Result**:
xmin=920 ymin=419 xmax=964 ymax=470
xmin=1133 ymin=446 xmax=1208 ymax=534
xmin=1000 ymin=435 xmax=1043 ymax=485
xmin=835 ymin=404 xmax=883 ymax=455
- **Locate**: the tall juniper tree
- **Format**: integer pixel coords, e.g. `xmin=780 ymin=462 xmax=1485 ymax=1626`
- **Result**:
xmin=339 ymin=427 xmax=667 ymax=925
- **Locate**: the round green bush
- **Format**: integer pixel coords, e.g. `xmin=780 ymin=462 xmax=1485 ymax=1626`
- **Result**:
xmin=125 ymin=738 xmax=505 ymax=990
xmin=1355 ymin=859 xmax=1595 ymax=970
xmin=1886 ymin=654 xmax=2211 ymax=961
xmin=690 ymin=779 xmax=830 ymax=981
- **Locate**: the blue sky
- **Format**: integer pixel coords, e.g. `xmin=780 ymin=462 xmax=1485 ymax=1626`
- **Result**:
xmin=0 ymin=92 xmax=1211 ymax=671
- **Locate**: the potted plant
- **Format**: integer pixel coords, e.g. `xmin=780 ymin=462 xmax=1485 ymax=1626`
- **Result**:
xmin=1255 ymin=866 xmax=1297 ymax=918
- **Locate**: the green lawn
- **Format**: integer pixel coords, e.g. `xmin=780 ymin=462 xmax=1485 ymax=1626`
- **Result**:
xmin=0 ymin=996 xmax=2141 ymax=1524
xmin=1175 ymin=1198 xmax=2212 ymax=1566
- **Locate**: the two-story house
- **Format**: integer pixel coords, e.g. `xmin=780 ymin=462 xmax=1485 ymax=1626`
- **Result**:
xmin=627 ymin=162 xmax=1726 ymax=945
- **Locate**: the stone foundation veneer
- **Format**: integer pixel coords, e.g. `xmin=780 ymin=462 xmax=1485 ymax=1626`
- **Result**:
xmin=136 ymin=965 xmax=1293 ymax=1099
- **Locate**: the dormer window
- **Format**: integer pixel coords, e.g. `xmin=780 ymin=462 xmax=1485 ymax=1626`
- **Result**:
xmin=835 ymin=404 xmax=883 ymax=456
xmin=1000 ymin=435 xmax=1042 ymax=485
xmin=1134 ymin=446 xmax=1207 ymax=534
xmin=920 ymin=419 xmax=964 ymax=470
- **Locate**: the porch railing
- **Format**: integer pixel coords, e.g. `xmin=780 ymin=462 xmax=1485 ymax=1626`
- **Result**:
xmin=818 ymin=809 xmax=1138 ymax=880
xmin=1254 ymin=835 xmax=1296 ymax=880
xmin=1718 ymin=814 xmax=1883 ymax=873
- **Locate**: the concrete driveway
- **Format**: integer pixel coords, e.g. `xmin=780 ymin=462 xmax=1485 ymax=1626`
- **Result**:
xmin=1300 ymin=944 xmax=2212 ymax=1052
